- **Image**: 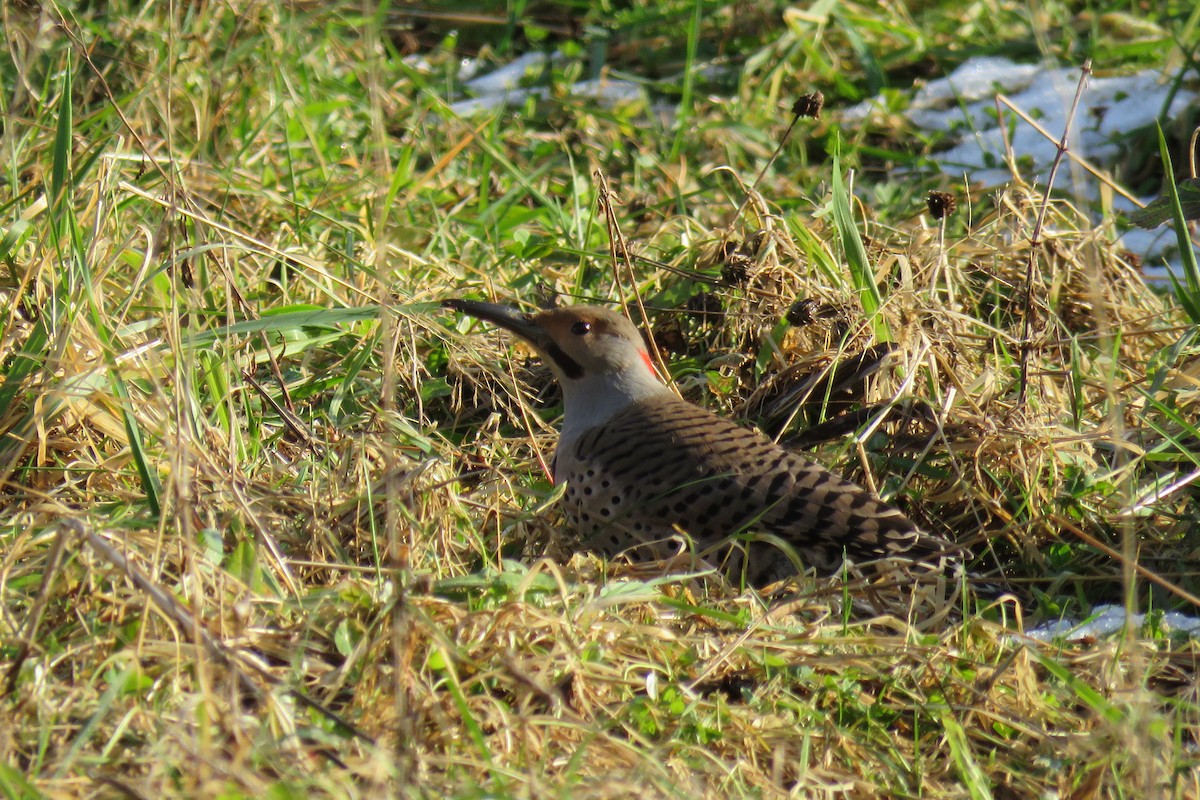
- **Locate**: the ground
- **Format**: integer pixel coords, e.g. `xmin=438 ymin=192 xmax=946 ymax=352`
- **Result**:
xmin=1 ymin=2 xmax=1199 ymax=797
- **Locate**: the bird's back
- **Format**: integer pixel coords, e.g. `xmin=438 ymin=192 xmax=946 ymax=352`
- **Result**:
xmin=554 ymin=395 xmax=956 ymax=584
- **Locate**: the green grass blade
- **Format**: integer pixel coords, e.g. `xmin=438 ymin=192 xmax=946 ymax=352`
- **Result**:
xmin=1032 ymin=650 xmax=1125 ymax=725
xmin=830 ymin=146 xmax=890 ymax=342
xmin=939 ymin=710 xmax=993 ymax=800
xmin=669 ymin=0 xmax=702 ymax=161
xmin=0 ymin=315 xmax=48 ymax=422
xmin=109 ymin=368 xmax=161 ymax=517
xmin=50 ymin=60 xmax=72 ymax=206
xmin=182 ymin=304 xmax=393 ymax=345
xmin=0 ymin=760 xmax=49 ymax=799
xmin=74 ymin=222 xmax=163 ymax=517
xmin=1154 ymin=121 xmax=1200 ymax=322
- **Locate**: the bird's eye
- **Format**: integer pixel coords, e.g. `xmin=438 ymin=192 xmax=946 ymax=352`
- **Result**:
xmin=570 ymin=321 xmax=591 ymax=336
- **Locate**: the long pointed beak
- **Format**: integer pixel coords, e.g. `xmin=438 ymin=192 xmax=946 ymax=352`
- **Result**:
xmin=442 ymin=298 xmax=551 ymax=349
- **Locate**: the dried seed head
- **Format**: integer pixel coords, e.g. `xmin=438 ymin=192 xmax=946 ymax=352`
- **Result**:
xmin=792 ymin=91 xmax=825 ymax=120
xmin=786 ymin=298 xmax=837 ymax=327
xmin=926 ymin=191 xmax=957 ymax=220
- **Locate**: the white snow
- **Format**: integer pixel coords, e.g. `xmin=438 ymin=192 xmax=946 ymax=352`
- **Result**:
xmin=844 ymin=56 xmax=1198 ymax=276
xmin=1025 ymin=603 xmax=1200 ymax=642
xmin=449 ymin=51 xmax=643 ymax=116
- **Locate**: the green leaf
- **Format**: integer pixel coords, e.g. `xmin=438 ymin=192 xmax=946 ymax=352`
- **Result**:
xmin=225 ymin=540 xmax=259 ymax=586
xmin=334 ymin=619 xmax=356 ymax=657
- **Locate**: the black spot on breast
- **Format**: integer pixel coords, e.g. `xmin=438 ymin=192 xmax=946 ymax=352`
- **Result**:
xmin=699 ymin=499 xmax=730 ymax=523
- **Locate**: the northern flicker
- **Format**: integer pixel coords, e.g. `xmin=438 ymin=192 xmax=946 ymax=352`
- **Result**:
xmin=445 ymin=299 xmax=965 ymax=586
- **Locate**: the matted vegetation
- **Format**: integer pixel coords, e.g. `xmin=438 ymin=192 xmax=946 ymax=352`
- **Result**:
xmin=2 ymin=1 xmax=1199 ymax=797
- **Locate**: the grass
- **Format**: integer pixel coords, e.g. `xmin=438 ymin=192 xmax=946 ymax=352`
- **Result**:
xmin=2 ymin=0 xmax=1199 ymax=797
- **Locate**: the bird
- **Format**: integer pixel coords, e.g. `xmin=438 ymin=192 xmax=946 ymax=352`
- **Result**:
xmin=444 ymin=298 xmax=968 ymax=587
